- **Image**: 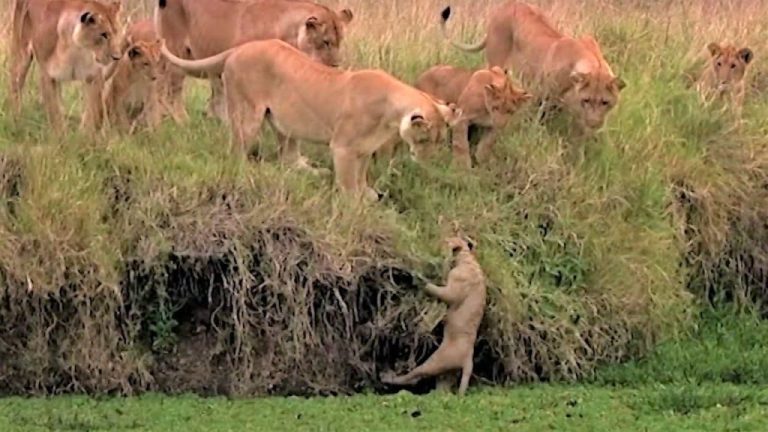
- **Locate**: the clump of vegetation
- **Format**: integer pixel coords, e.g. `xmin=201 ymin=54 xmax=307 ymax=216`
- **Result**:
xmin=0 ymin=0 xmax=767 ymax=396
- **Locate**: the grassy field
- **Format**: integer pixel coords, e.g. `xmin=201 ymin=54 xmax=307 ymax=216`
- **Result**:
xmin=1 ymin=0 xmax=768 ymax=410
xmin=2 ymin=384 xmax=768 ymax=432
xmin=3 ymin=313 xmax=768 ymax=431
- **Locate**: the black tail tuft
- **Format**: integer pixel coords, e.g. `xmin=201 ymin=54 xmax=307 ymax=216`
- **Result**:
xmin=440 ymin=6 xmax=452 ymax=22
xmin=159 ymin=0 xmax=167 ymax=9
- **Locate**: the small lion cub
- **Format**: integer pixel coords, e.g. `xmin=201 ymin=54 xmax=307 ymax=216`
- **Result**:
xmin=381 ymin=236 xmax=487 ymax=396
xmin=696 ymin=42 xmax=754 ymax=115
xmin=416 ymin=65 xmax=532 ymax=169
xmin=103 ymin=38 xmax=164 ymax=133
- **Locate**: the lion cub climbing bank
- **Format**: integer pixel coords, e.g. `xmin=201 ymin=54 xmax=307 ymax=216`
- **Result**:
xmin=382 ymin=236 xmax=486 ymax=396
xmin=696 ymin=42 xmax=754 ymax=115
xmin=416 ymin=65 xmax=532 ymax=169
xmin=441 ymin=1 xmax=625 ymax=134
xmin=161 ymin=39 xmax=460 ymax=201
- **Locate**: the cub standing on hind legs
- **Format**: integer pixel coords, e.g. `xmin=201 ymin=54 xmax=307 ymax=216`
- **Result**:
xmin=160 ymin=39 xmax=461 ymax=202
xmin=381 ymin=236 xmax=486 ymax=396
xmin=415 ymin=65 xmax=532 ymax=169
xmin=440 ymin=1 xmax=625 ymax=136
xmin=9 ymin=0 xmax=124 ymax=131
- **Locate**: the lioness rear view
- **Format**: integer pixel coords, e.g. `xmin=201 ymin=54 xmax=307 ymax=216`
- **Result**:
xmin=10 ymin=0 xmax=123 ymax=130
xmin=155 ymin=0 xmax=353 ymax=120
xmin=161 ymin=40 xmax=460 ymax=201
xmin=441 ymin=1 xmax=625 ymax=133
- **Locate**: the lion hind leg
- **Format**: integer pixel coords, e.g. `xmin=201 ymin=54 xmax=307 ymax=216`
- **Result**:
xmin=382 ymin=342 xmax=463 ymax=387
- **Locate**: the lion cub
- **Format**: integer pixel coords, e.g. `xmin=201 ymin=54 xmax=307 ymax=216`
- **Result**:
xmin=696 ymin=42 xmax=754 ymax=115
xmin=381 ymin=236 xmax=486 ymax=396
xmin=416 ymin=65 xmax=532 ymax=169
xmin=103 ymin=38 xmax=164 ymax=132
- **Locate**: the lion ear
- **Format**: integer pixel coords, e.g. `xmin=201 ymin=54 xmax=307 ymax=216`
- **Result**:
xmin=707 ymin=42 xmax=722 ymax=57
xmin=305 ymin=16 xmax=319 ymax=30
xmin=109 ymin=1 xmax=122 ymax=15
xmin=338 ymin=8 xmax=353 ymax=23
xmin=80 ymin=11 xmax=96 ymax=25
xmin=570 ymin=71 xmax=588 ymax=86
xmin=739 ymin=48 xmax=754 ymax=64
xmin=613 ymin=76 xmax=626 ymax=91
xmin=128 ymin=47 xmax=142 ymax=59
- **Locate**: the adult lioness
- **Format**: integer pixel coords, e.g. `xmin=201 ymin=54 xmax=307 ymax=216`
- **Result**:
xmin=10 ymin=0 xmax=123 ymax=130
xmin=696 ymin=42 xmax=753 ymax=115
xmin=103 ymin=39 xmax=164 ymax=133
xmin=161 ymin=40 xmax=461 ymax=201
xmin=155 ymin=0 xmax=354 ymax=120
xmin=440 ymin=2 xmax=625 ymax=134
xmin=416 ymin=65 xmax=532 ymax=169
xmin=381 ymin=236 xmax=486 ymax=396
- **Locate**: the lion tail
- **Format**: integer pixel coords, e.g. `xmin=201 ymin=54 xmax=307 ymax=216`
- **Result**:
xmin=439 ymin=6 xmax=487 ymax=53
xmin=161 ymin=42 xmax=234 ymax=76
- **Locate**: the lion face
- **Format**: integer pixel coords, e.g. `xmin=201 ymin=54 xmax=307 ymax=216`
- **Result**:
xmin=297 ymin=9 xmax=353 ymax=67
xmin=562 ymin=71 xmax=625 ymax=132
xmin=401 ymin=103 xmax=462 ymax=162
xmin=484 ymin=81 xmax=533 ymax=130
xmin=446 ymin=236 xmax=475 ymax=256
xmin=707 ymin=43 xmax=753 ymax=94
xmin=125 ymin=40 xmax=163 ymax=82
xmin=73 ymin=1 xmax=123 ymax=66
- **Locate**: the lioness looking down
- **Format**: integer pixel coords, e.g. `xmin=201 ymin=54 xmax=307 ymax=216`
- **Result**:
xmin=440 ymin=1 xmax=625 ymax=134
xmin=696 ymin=42 xmax=754 ymax=115
xmin=160 ymin=39 xmax=461 ymax=201
xmin=10 ymin=0 xmax=124 ymax=131
xmin=381 ymin=236 xmax=486 ymax=396
xmin=103 ymin=39 xmax=163 ymax=133
xmin=415 ymin=65 xmax=532 ymax=169
xmin=154 ymin=0 xmax=354 ymax=120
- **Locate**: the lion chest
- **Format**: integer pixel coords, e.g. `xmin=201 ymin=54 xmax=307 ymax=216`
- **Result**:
xmin=46 ymin=45 xmax=102 ymax=82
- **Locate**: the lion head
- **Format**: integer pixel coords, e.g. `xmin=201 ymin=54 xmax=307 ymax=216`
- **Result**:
xmin=562 ymin=70 xmax=625 ymax=132
xmin=400 ymin=102 xmax=462 ymax=162
xmin=484 ymin=67 xmax=533 ymax=129
xmin=706 ymin=42 xmax=753 ymax=94
xmin=73 ymin=1 xmax=123 ymax=66
xmin=123 ymin=39 xmax=163 ymax=82
xmin=297 ymin=8 xmax=354 ymax=67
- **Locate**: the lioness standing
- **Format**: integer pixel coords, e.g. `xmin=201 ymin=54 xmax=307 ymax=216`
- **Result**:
xmin=415 ymin=65 xmax=532 ymax=169
xmin=9 ymin=0 xmax=123 ymax=131
xmin=441 ymin=1 xmax=625 ymax=134
xmin=382 ymin=236 xmax=486 ymax=396
xmin=154 ymin=0 xmax=354 ymax=120
xmin=160 ymin=40 xmax=460 ymax=201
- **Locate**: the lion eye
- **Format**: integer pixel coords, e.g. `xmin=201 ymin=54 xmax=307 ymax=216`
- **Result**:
xmin=716 ymin=61 xmax=722 ymax=67
xmin=731 ymin=63 xmax=737 ymax=69
xmin=601 ymin=99 xmax=610 ymax=106
xmin=101 ymin=32 xmax=109 ymax=40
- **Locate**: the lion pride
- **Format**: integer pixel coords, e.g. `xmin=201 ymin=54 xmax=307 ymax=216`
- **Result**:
xmin=9 ymin=0 xmax=124 ymax=130
xmin=441 ymin=1 xmax=625 ymax=134
xmin=154 ymin=0 xmax=354 ymax=120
